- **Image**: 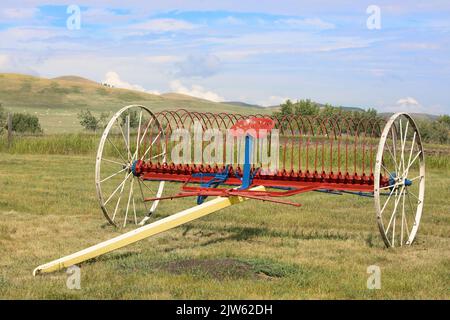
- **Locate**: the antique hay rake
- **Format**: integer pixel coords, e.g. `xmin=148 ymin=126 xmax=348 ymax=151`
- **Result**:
xmin=33 ymin=105 xmax=425 ymax=275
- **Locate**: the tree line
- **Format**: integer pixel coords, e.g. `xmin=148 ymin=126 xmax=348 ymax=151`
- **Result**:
xmin=272 ymin=99 xmax=450 ymax=144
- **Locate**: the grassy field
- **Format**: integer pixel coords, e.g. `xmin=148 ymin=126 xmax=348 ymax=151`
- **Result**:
xmin=0 ymin=150 xmax=449 ymax=299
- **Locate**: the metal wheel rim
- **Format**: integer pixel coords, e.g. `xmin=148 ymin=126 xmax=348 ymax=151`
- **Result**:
xmin=95 ymin=105 xmax=166 ymax=227
xmin=374 ymin=112 xmax=425 ymax=247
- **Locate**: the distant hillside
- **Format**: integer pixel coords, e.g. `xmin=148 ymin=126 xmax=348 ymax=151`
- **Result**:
xmin=52 ymin=75 xmax=98 ymax=84
xmin=0 ymin=73 xmax=269 ymax=133
xmin=224 ymin=101 xmax=265 ymax=109
xmin=380 ymin=112 xmax=439 ymax=121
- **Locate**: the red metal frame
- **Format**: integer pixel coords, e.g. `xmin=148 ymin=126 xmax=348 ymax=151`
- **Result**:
xmin=135 ymin=110 xmax=389 ymax=205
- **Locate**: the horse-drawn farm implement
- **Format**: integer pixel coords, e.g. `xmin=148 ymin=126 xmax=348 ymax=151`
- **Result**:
xmin=33 ymin=105 xmax=425 ymax=275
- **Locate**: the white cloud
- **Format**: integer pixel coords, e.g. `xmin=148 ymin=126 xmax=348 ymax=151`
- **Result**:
xmin=396 ymin=97 xmax=420 ymax=107
xmin=128 ymin=18 xmax=198 ymax=33
xmin=103 ymin=71 xmax=160 ymax=95
xmin=169 ymin=80 xmax=224 ymax=102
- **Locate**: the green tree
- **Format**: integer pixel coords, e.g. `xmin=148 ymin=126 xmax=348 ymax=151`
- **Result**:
xmin=321 ymin=104 xmax=343 ymax=117
xmin=278 ymin=99 xmax=294 ymax=117
xmin=78 ymin=110 xmax=100 ymax=132
xmin=294 ymin=99 xmax=320 ymax=116
xmin=437 ymin=115 xmax=450 ymax=128
xmin=417 ymin=119 xmax=449 ymax=144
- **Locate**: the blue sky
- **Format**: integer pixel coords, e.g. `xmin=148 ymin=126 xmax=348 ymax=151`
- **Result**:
xmin=0 ymin=1 xmax=449 ymax=114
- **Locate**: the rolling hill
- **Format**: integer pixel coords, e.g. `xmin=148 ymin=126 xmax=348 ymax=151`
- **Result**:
xmin=0 ymin=73 xmax=271 ymax=133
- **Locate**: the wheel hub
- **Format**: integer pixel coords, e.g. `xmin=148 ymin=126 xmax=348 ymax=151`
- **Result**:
xmin=388 ymin=172 xmax=412 ymax=190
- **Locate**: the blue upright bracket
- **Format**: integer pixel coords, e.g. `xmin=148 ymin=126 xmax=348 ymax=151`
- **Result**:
xmin=239 ymin=134 xmax=253 ymax=190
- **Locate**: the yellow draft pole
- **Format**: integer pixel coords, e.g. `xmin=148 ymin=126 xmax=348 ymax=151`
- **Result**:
xmin=33 ymin=186 xmax=265 ymax=276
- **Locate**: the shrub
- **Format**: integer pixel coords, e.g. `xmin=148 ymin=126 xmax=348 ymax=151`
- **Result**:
xmin=10 ymin=112 xmax=43 ymax=134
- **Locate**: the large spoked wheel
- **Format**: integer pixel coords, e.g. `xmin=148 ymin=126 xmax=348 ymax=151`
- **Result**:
xmin=95 ymin=105 xmax=166 ymax=227
xmin=374 ymin=113 xmax=425 ymax=247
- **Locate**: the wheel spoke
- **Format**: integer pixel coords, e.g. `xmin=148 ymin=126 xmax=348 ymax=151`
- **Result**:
xmin=405 ymin=132 xmax=416 ymax=174
xmin=107 ymin=137 xmax=128 ymax=164
xmin=135 ymin=110 xmax=143 ymax=159
xmin=380 ymin=183 xmax=396 ymax=190
xmin=137 ymin=180 xmax=149 ymax=211
xmin=400 ymin=120 xmax=409 ymax=175
xmin=391 ymin=125 xmax=398 ymax=172
xmin=403 ymin=150 xmax=421 ymax=177
xmin=139 ymin=179 xmax=155 ymax=194
xmin=386 ymin=185 xmax=404 ymax=235
xmin=401 ymin=188 xmax=406 ymax=246
xmin=124 ymin=178 xmax=134 ymax=227
xmin=407 ymin=189 xmax=422 ymax=204
xmin=380 ymin=162 xmax=394 ymax=176
xmin=380 ymin=186 xmax=396 ymax=215
xmin=126 ymin=115 xmax=130 ymax=159
xmin=151 ymin=151 xmax=166 ymax=160
xmin=404 ymin=192 xmax=412 ymax=239
xmin=140 ymin=132 xmax=162 ymax=161
xmin=399 ymin=119 xmax=404 ymax=173
xmin=112 ymin=171 xmax=129 ymax=221
xmin=104 ymin=171 xmax=133 ymax=206
xmin=132 ymin=196 xmax=137 ymax=225
xmin=138 ymin=118 xmax=154 ymax=146
xmin=116 ymin=118 xmax=131 ymax=161
xmin=100 ymin=167 xmax=128 ymax=183
xmin=385 ymin=137 xmax=399 ymax=173
xmin=102 ymin=158 xmax=126 ymax=166
xmin=408 ymin=175 xmax=423 ymax=182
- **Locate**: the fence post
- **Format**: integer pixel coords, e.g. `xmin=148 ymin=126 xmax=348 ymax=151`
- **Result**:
xmin=7 ymin=113 xmax=12 ymax=148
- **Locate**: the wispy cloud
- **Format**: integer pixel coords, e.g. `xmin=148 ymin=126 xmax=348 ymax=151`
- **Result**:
xmin=0 ymin=7 xmax=38 ymax=20
xmin=175 ymin=54 xmax=221 ymax=78
xmin=128 ymin=18 xmax=199 ymax=33
xmin=0 ymin=53 xmax=39 ymax=75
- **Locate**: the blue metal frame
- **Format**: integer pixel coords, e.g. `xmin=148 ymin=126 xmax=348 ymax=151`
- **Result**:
xmin=190 ymin=134 xmax=257 ymax=204
xmin=239 ymin=134 xmax=253 ymax=190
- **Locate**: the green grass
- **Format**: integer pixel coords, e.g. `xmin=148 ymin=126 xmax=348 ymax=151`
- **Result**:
xmin=1 ymin=133 xmax=449 ymax=171
xmin=0 ymin=152 xmax=449 ymax=299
